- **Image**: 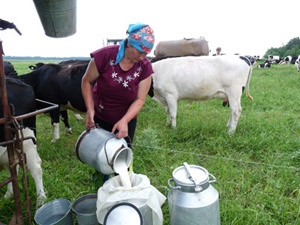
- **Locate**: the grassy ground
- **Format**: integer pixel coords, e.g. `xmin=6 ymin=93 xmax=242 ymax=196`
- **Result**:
xmin=0 ymin=61 xmax=299 ymax=224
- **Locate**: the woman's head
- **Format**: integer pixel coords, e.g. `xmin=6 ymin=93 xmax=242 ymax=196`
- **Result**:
xmin=115 ymin=23 xmax=155 ymax=65
xmin=126 ymin=23 xmax=155 ymax=54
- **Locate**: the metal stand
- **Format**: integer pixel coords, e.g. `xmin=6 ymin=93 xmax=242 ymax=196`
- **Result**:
xmin=0 ymin=40 xmax=58 ymax=225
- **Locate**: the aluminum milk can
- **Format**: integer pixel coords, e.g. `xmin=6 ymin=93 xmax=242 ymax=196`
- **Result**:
xmin=168 ymin=163 xmax=220 ymax=225
xmin=75 ymin=128 xmax=133 ymax=175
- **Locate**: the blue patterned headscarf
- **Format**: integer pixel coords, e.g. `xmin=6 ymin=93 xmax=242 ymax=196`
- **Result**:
xmin=115 ymin=23 xmax=155 ymax=65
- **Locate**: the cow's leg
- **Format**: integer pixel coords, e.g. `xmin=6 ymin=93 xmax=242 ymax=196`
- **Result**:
xmin=227 ymin=97 xmax=242 ymax=134
xmin=50 ymin=108 xmax=60 ymax=142
xmin=60 ymin=110 xmax=72 ymax=134
xmin=4 ymin=165 xmax=16 ymax=199
xmin=22 ymin=130 xmax=46 ymax=208
xmin=74 ymin=113 xmax=83 ymax=120
xmin=165 ymin=95 xmax=178 ymax=128
xmin=0 ymin=146 xmax=15 ymax=199
xmin=165 ymin=106 xmax=171 ymax=125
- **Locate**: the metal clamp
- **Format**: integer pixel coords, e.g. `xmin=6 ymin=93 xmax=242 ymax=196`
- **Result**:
xmin=183 ymin=162 xmax=202 ymax=192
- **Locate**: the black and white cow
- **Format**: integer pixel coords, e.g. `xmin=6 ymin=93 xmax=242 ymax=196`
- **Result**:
xmin=284 ymin=56 xmax=292 ymax=65
xmin=296 ymin=57 xmax=300 ymax=72
xmin=0 ymin=78 xmax=46 ymax=208
xmin=149 ymin=55 xmax=253 ymax=134
xmin=15 ymin=61 xmax=89 ymax=141
xmin=4 ymin=61 xmax=17 ymax=77
xmin=258 ymin=61 xmax=272 ymax=68
xmin=28 ymin=61 xmax=87 ymax=123
xmin=268 ymin=55 xmax=281 ymax=64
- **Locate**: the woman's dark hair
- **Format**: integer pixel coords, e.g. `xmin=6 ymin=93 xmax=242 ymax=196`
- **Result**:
xmin=124 ymin=39 xmax=128 ymax=48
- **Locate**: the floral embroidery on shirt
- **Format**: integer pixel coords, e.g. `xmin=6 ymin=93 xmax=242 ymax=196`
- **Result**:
xmin=97 ymin=101 xmax=104 ymax=113
xmin=109 ymin=59 xmax=142 ymax=91
xmin=112 ymin=72 xmax=118 ymax=78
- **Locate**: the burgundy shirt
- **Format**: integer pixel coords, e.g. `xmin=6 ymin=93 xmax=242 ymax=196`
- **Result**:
xmin=91 ymin=45 xmax=154 ymax=124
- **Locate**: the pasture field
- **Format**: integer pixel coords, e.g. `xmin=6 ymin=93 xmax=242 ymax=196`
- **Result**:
xmin=0 ymin=60 xmax=299 ymax=224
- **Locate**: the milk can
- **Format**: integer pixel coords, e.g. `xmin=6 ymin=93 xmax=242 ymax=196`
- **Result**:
xmin=75 ymin=128 xmax=133 ymax=175
xmin=168 ymin=163 xmax=220 ymax=225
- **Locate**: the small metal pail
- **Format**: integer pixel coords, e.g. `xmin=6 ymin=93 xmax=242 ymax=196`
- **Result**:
xmin=75 ymin=128 xmax=133 ymax=175
xmin=33 ymin=0 xmax=77 ymax=37
xmin=34 ymin=198 xmax=73 ymax=225
xmin=72 ymin=193 xmax=99 ymax=225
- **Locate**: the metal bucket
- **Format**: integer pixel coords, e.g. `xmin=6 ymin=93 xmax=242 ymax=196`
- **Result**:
xmin=34 ymin=198 xmax=73 ymax=225
xmin=72 ymin=193 xmax=99 ymax=225
xmin=33 ymin=0 xmax=77 ymax=37
xmin=75 ymin=128 xmax=133 ymax=175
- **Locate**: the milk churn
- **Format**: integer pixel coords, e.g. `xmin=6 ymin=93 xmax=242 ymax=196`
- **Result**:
xmin=168 ymin=162 xmax=220 ymax=225
xmin=75 ymin=128 xmax=133 ymax=175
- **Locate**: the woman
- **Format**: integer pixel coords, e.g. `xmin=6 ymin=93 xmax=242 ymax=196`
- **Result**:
xmin=82 ymin=23 xmax=155 ymax=149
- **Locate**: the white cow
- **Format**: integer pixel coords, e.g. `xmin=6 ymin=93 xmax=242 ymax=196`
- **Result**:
xmin=0 ymin=128 xmax=46 ymax=208
xmin=151 ymin=55 xmax=253 ymax=134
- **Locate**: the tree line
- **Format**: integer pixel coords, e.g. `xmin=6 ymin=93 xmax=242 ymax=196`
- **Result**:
xmin=264 ymin=37 xmax=300 ymax=58
xmin=3 ymin=56 xmax=90 ymax=61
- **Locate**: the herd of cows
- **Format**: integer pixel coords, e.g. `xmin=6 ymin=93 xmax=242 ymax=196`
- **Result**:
xmin=0 ymin=53 xmax=298 ymax=208
xmin=256 ymin=55 xmax=300 ymax=70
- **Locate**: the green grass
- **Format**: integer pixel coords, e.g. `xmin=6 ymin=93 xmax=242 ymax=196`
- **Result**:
xmin=0 ymin=61 xmax=299 ymax=224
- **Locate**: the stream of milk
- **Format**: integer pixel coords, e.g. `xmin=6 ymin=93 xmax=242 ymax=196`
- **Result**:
xmin=114 ymin=154 xmax=132 ymax=188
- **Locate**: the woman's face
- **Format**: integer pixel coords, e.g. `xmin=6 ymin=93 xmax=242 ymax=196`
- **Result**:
xmin=127 ymin=44 xmax=147 ymax=63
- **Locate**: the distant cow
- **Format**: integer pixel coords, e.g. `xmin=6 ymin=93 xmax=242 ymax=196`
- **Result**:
xmin=284 ymin=56 xmax=292 ymax=65
xmin=296 ymin=58 xmax=300 ymax=72
xmin=258 ymin=61 xmax=272 ymax=68
xmin=149 ymin=55 xmax=253 ymax=134
xmin=14 ymin=61 xmax=89 ymax=142
xmin=268 ymin=55 xmax=281 ymax=64
xmin=0 ymin=78 xmax=46 ymax=208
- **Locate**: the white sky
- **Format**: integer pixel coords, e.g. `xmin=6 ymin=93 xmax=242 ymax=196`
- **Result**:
xmin=0 ymin=0 xmax=299 ymax=58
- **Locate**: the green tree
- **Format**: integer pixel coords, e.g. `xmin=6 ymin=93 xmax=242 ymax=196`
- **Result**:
xmin=264 ymin=37 xmax=300 ymax=58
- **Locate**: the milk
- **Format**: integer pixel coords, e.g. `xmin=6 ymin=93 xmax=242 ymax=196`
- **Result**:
xmin=114 ymin=155 xmax=132 ymax=188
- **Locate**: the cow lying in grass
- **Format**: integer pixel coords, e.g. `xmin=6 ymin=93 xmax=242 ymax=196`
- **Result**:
xmin=149 ymin=55 xmax=253 ymax=134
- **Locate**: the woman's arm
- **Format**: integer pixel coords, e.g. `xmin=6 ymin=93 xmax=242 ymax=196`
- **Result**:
xmin=81 ymin=59 xmax=99 ymax=128
xmin=112 ymin=75 xmax=152 ymax=138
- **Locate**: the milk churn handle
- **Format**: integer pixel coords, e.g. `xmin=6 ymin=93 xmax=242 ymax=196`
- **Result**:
xmin=209 ymin=173 xmax=217 ymax=184
xmin=103 ymin=136 xmax=126 ymax=169
xmin=104 ymin=137 xmax=115 ymax=169
xmin=126 ymin=135 xmax=132 ymax=146
xmin=167 ymin=178 xmax=181 ymax=190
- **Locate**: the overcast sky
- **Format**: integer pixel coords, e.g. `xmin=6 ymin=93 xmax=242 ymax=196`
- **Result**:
xmin=1 ymin=0 xmax=299 ymax=58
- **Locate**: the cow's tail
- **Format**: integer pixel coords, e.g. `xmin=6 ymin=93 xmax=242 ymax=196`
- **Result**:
xmin=245 ymin=63 xmax=253 ymax=101
xmin=148 ymin=76 xmax=154 ymax=98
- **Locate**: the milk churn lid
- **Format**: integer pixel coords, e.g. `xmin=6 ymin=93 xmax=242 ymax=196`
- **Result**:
xmin=104 ymin=202 xmax=143 ymax=225
xmin=172 ymin=164 xmax=209 ymax=188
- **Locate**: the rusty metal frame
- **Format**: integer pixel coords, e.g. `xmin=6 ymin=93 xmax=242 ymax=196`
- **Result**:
xmin=0 ymin=40 xmax=58 ymax=225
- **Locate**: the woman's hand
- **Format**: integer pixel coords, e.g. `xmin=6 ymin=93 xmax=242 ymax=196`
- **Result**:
xmin=85 ymin=110 xmax=95 ymax=129
xmin=112 ymin=119 xmax=128 ymax=139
